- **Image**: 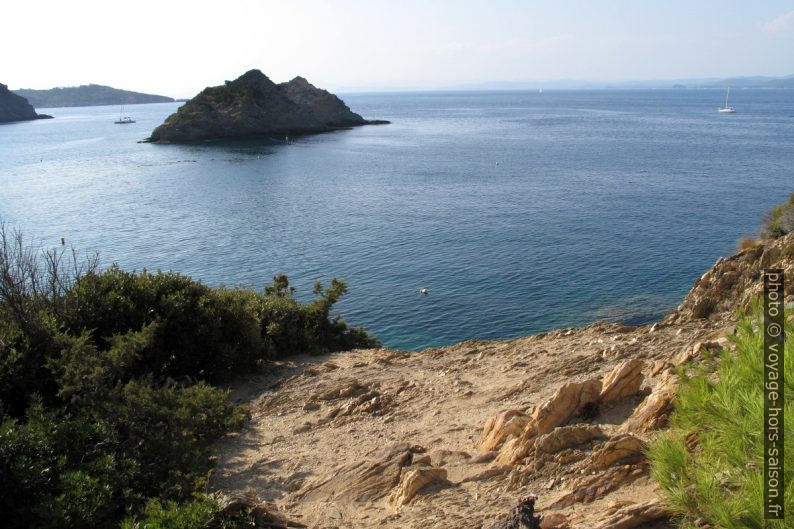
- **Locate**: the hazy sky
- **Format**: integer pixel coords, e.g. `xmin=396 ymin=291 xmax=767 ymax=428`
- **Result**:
xmin=3 ymin=0 xmax=793 ymax=97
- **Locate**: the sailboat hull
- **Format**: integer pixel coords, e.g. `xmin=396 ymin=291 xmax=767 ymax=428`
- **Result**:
xmin=718 ymin=88 xmax=735 ymax=113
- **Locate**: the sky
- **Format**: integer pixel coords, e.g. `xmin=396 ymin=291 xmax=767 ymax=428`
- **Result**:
xmin=2 ymin=0 xmax=793 ymax=97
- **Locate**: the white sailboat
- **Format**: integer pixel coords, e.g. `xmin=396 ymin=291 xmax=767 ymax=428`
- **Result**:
xmin=114 ymin=105 xmax=136 ymax=124
xmin=718 ymin=87 xmax=736 ymax=113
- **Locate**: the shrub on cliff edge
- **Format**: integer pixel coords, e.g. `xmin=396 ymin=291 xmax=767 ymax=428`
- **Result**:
xmin=761 ymin=193 xmax=794 ymax=240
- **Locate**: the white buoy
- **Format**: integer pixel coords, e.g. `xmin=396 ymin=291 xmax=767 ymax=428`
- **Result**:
xmin=419 ymin=288 xmax=429 ymax=295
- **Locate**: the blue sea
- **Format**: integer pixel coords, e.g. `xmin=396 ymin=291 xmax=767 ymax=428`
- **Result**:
xmin=1 ymin=89 xmax=792 ymax=350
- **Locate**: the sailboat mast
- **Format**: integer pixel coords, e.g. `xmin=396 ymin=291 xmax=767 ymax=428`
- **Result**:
xmin=725 ymin=88 xmax=730 ymax=108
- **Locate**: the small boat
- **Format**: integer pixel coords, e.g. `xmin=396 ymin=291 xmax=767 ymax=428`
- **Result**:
xmin=419 ymin=288 xmax=429 ymax=295
xmin=114 ymin=105 xmax=136 ymax=124
xmin=718 ymin=88 xmax=736 ymax=113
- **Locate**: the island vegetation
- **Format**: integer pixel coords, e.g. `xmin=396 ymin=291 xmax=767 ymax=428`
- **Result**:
xmin=0 ymin=224 xmax=377 ymax=529
xmin=13 ymin=84 xmax=174 ymax=109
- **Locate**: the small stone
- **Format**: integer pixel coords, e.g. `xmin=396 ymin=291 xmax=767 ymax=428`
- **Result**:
xmin=292 ymin=423 xmax=312 ymax=434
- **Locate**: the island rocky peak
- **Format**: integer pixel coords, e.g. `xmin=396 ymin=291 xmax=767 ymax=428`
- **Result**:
xmin=146 ymin=70 xmax=388 ymax=143
xmin=0 ymin=83 xmax=52 ymax=123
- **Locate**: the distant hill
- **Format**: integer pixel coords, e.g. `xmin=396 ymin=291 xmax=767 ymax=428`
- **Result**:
xmin=13 ymin=84 xmax=174 ymax=108
xmin=701 ymin=75 xmax=794 ymax=89
xmin=449 ymin=74 xmax=794 ymax=91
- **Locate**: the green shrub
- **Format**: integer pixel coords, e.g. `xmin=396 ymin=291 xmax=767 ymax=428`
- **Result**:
xmin=649 ymin=305 xmax=794 ymax=528
xmin=761 ymin=193 xmax=794 ymax=239
xmin=58 ymin=267 xmax=264 ymax=382
xmin=120 ymin=498 xmax=219 ymax=529
xmin=119 ymin=496 xmax=258 ymax=529
xmin=258 ymin=274 xmax=380 ymax=356
xmin=0 ymin=225 xmax=378 ymax=529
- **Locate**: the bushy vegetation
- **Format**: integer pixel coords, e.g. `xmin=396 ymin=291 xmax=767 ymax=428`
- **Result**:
xmin=0 ymin=224 xmax=378 ymax=528
xmin=761 ymin=193 xmax=794 ymax=240
xmin=649 ymin=304 xmax=793 ymax=528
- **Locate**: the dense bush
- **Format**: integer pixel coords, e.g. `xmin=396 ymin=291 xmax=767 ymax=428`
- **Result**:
xmin=58 ymin=266 xmax=265 ymax=382
xmin=0 ymin=225 xmax=378 ymax=528
xmin=649 ymin=304 xmax=793 ymax=528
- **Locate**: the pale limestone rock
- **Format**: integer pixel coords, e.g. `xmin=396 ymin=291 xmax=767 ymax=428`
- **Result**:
xmin=495 ymin=378 xmax=601 ymax=465
xmin=591 ymin=498 xmax=671 ymax=529
xmin=550 ymin=464 xmax=647 ymax=509
xmin=298 ymin=443 xmax=424 ymax=503
xmin=534 ymin=425 xmax=605 ymax=455
xmin=479 ymin=409 xmax=531 ymax=451
xmin=674 ymin=339 xmax=730 ymax=366
xmin=534 ymin=379 xmax=602 ymax=435
xmin=619 ymin=372 xmax=678 ymax=434
xmin=600 ymin=359 xmax=644 ymax=404
xmin=590 ymin=435 xmax=647 ymax=470
xmin=388 ymin=467 xmax=449 ymax=506
xmin=649 ymin=360 xmax=670 ymax=377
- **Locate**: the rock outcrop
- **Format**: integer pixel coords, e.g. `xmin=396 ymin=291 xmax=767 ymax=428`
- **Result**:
xmin=388 ymin=467 xmax=449 ymax=506
xmin=298 ymin=442 xmax=426 ymax=503
xmin=666 ymin=230 xmax=794 ymax=323
xmin=0 ymin=83 xmax=52 ymax=123
xmin=147 ymin=70 xmax=388 ymax=143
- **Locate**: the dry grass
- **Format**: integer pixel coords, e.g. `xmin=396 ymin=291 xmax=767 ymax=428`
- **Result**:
xmin=736 ymin=237 xmax=759 ymax=252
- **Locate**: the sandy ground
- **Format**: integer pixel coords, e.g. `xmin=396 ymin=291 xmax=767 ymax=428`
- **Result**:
xmin=211 ymin=317 xmax=727 ymax=529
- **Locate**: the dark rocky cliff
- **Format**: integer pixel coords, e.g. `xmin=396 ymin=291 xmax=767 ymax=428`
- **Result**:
xmin=147 ymin=70 xmax=387 ymax=143
xmin=0 ymin=84 xmax=51 ymax=123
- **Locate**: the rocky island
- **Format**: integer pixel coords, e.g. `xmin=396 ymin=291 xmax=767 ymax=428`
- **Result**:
xmin=0 ymin=83 xmax=52 ymax=123
xmin=146 ymin=69 xmax=388 ymax=143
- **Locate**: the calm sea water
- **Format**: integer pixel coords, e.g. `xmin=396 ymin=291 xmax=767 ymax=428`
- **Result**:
xmin=1 ymin=89 xmax=792 ymax=350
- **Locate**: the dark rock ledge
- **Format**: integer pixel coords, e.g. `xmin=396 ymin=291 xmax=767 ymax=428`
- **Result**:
xmin=0 ymin=83 xmax=52 ymax=123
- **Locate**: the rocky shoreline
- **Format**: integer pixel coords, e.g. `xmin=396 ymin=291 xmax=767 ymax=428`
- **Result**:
xmin=0 ymin=83 xmax=52 ymax=123
xmin=146 ymin=70 xmax=389 ymax=143
xmin=210 ymin=232 xmax=793 ymax=528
